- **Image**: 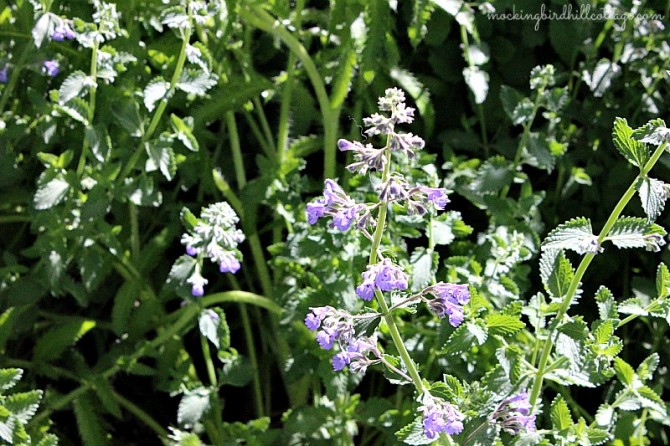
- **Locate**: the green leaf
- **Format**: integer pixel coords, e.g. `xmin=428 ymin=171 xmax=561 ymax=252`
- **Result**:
xmin=92 ymin=377 xmax=122 ymax=419
xmin=593 ymin=320 xmax=614 ymax=345
xmin=485 ymin=313 xmax=525 ymax=336
xmin=469 ymin=156 xmax=515 ymax=193
xmin=546 ymin=251 xmax=575 ymax=299
xmin=32 ymin=13 xmax=52 ymax=48
xmin=220 ymin=354 xmax=253 ymax=387
xmin=0 ymin=368 xmax=22 ymax=391
xmin=495 ymin=345 xmax=522 ymax=383
xmin=409 ymin=247 xmax=437 ymax=291
xmin=199 ymin=309 xmax=221 ymax=349
xmin=35 ymin=434 xmax=59 ymax=446
xmin=59 ymin=71 xmax=93 ymax=105
xmin=178 ymin=387 xmax=211 ymax=428
xmin=330 ymin=44 xmax=357 ymax=110
xmin=143 ymin=77 xmax=170 ymax=111
xmin=170 ymin=114 xmax=199 ymax=152
xmin=177 ymin=68 xmax=218 ymax=96
xmin=395 ymin=416 xmax=433 ymax=445
xmin=550 ymin=395 xmax=573 ymax=431
xmin=4 ymin=389 xmax=42 ymax=425
xmin=583 ymin=60 xmax=620 ymax=97
xmin=595 ymin=286 xmax=618 ymax=320
xmin=617 ymin=297 xmax=647 ymax=316
xmin=34 ymin=170 xmax=70 ymax=210
xmin=408 ymin=0 xmax=434 ymax=47
xmin=542 ymin=217 xmax=598 ymax=254
xmin=638 ymin=177 xmax=667 ymax=222
xmin=111 ymin=280 xmax=139 ymax=336
xmin=612 ymin=117 xmax=650 ymax=168
xmin=499 ymin=85 xmax=525 ymax=124
xmin=637 ymin=385 xmax=666 ymax=414
xmin=606 ymin=216 xmax=667 ymax=252
xmin=557 ymin=316 xmax=588 ymax=341
xmin=390 ymin=67 xmax=435 ymax=137
xmin=441 ymin=320 xmax=487 ymax=355
xmin=110 ymin=99 xmax=144 ymax=137
xmin=33 ymin=320 xmax=97 ymax=362
xmin=631 ymin=118 xmax=669 ymax=145
xmin=613 ymin=357 xmax=635 ymax=386
xmin=74 ymin=393 xmax=108 ymax=446
xmin=637 ymin=353 xmax=659 ymax=381
xmin=180 ymin=207 xmax=199 ymax=232
xmin=145 ymin=135 xmax=177 ymax=181
xmin=655 ymin=263 xmax=670 ymax=298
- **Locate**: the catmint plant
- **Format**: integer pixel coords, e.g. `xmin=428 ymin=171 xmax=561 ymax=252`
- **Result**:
xmin=305 ymin=88 xmax=474 ymax=443
xmin=175 ymin=202 xmax=244 ymax=297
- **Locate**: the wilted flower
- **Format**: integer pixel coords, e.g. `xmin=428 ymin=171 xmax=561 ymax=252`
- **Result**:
xmin=419 ymin=394 xmax=465 ymax=439
xmin=492 ymin=390 xmax=536 ymax=435
xmin=42 ymin=60 xmax=59 ymax=77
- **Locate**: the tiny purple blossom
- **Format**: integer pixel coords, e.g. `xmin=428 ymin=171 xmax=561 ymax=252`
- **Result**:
xmin=424 ymin=187 xmax=450 ymax=210
xmin=423 ymin=282 xmax=470 ymax=327
xmin=186 ymin=245 xmax=198 ymax=256
xmin=219 ymin=254 xmax=241 ymax=274
xmin=419 ymin=397 xmax=465 ymax=439
xmin=332 ymin=352 xmax=349 ymax=371
xmin=316 ymin=330 xmax=336 ymax=350
xmin=305 ymin=306 xmax=331 ymax=331
xmin=332 ymin=207 xmax=355 ymax=231
xmin=52 ymin=22 xmax=75 ymax=41
xmin=0 ymin=65 xmax=8 ymax=84
xmin=493 ymin=390 xmax=536 ymax=435
xmin=355 ymin=280 xmax=375 ymax=301
xmin=306 ymin=199 xmax=327 ymax=224
xmin=42 ymin=60 xmax=59 ymax=77
xmin=356 ymin=259 xmax=408 ymax=300
xmin=191 ymin=284 xmax=205 ymax=297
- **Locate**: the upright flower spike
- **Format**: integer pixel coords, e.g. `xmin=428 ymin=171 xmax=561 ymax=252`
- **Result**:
xmin=418 ymin=394 xmax=465 ymax=439
xmin=180 ymin=201 xmax=244 ymax=297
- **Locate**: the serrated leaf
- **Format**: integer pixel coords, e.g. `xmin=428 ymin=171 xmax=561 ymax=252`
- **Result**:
xmin=593 ymin=320 xmax=614 ymax=344
xmin=655 ymin=263 xmax=670 ymax=298
xmin=631 ymin=118 xmax=670 ymax=145
xmin=34 ymin=171 xmax=70 ymax=210
xmin=0 ymin=369 xmax=23 ymax=391
xmin=410 ymin=247 xmax=437 ymax=291
xmin=111 ymin=280 xmax=139 ymax=336
xmin=550 ymin=395 xmax=573 ymax=431
xmin=74 ymin=393 xmax=108 ymax=446
xmin=170 ymin=114 xmax=199 ymax=152
xmin=35 ymin=433 xmax=59 ymax=446
xmin=143 ymin=77 xmax=170 ymax=111
xmin=408 ymin=0 xmax=434 ymax=47
xmin=613 ymin=358 xmax=635 ymax=386
xmin=59 ymin=71 xmax=93 ymax=105
xmin=32 ymin=13 xmax=52 ymax=48
xmin=586 ymin=427 xmax=611 ymax=445
xmin=177 ymin=69 xmax=218 ymax=96
xmin=617 ymin=297 xmax=647 ymax=316
xmin=606 ymin=216 xmax=667 ymax=252
xmin=486 ymin=313 xmax=525 ymax=336
xmin=546 ymin=251 xmax=575 ymax=298
xmin=178 ymin=387 xmax=211 ymax=428
xmin=612 ymin=117 xmax=649 ymax=168
xmin=583 ymin=60 xmax=620 ymax=97
xmin=495 ymin=345 xmax=522 ymax=383
xmin=33 ymin=320 xmax=96 ymax=362
xmin=395 ymin=416 xmax=433 ymax=445
xmin=145 ymin=136 xmax=176 ymax=180
xmin=595 ymin=405 xmax=614 ymax=427
xmin=167 ymin=255 xmax=197 ymax=286
xmin=92 ymin=377 xmax=122 ymax=419
xmin=557 ymin=316 xmax=588 ymax=341
xmin=636 ymin=385 xmax=666 ymax=414
xmin=542 ymin=217 xmax=599 ymax=254
xmin=469 ymin=156 xmax=515 ymax=193
xmin=4 ymin=390 xmax=42 ymax=424
xmin=110 ymin=99 xmax=144 ymax=137
xmin=595 ymin=286 xmax=618 ymax=320
xmin=638 ymin=177 xmax=667 ymax=222
xmin=199 ymin=309 xmax=220 ymax=349
xmin=330 ymin=44 xmax=357 ymax=110
xmin=637 ymin=353 xmax=659 ymax=381
xmin=499 ymin=85 xmax=524 ymax=124
xmin=441 ymin=320 xmax=487 ymax=355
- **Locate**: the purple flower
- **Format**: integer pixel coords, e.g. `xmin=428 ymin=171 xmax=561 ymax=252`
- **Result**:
xmin=52 ymin=22 xmax=75 ymax=41
xmin=423 ymin=283 xmax=470 ymax=327
xmin=419 ymin=396 xmax=465 ymax=439
xmin=356 ymin=259 xmax=408 ymax=300
xmin=191 ymin=284 xmax=205 ymax=297
xmin=316 ymin=330 xmax=337 ymax=350
xmin=42 ymin=60 xmax=59 ymax=77
xmin=306 ymin=199 xmax=327 ymax=224
xmin=323 ymin=179 xmax=343 ymax=205
xmin=389 ymin=133 xmax=425 ymax=158
xmin=492 ymin=390 xmax=536 ymax=435
xmin=0 ymin=65 xmax=8 ymax=84
xmin=331 ymin=336 xmax=379 ymax=374
xmin=332 ymin=207 xmax=355 ymax=230
xmin=219 ymin=253 xmax=241 ymax=274
xmin=339 ymin=139 xmax=386 ymax=174
xmin=332 ymin=352 xmax=349 ymax=371
xmin=355 ymin=280 xmax=375 ymax=301
xmin=421 ymin=187 xmax=450 ymax=210
xmin=305 ymin=306 xmax=331 ymax=331
xmin=187 ymin=272 xmax=208 ymax=298
xmin=186 ymin=245 xmax=198 ymax=256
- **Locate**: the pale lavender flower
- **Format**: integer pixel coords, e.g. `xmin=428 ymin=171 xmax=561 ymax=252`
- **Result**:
xmin=218 ymin=252 xmax=241 ymax=274
xmin=305 ymin=306 xmax=332 ymax=331
xmin=187 ymin=270 xmax=208 ymax=297
xmin=0 ymin=65 xmax=8 ymax=83
xmin=331 ymin=336 xmax=379 ymax=373
xmin=389 ymin=132 xmax=425 ymax=158
xmin=306 ymin=179 xmax=365 ymax=231
xmin=419 ymin=395 xmax=465 ymax=439
xmin=52 ymin=22 xmax=75 ymax=41
xmin=305 ymin=307 xmax=355 ymax=351
xmin=338 ymin=139 xmax=386 ymax=174
xmin=422 ymin=282 xmax=470 ymax=327
xmin=492 ymin=390 xmax=536 ymax=435
xmin=42 ymin=60 xmax=59 ymax=77
xmin=409 ymin=185 xmax=450 ymax=211
xmin=306 ymin=198 xmax=327 ymax=224
xmin=186 ymin=245 xmax=198 ymax=256
xmin=363 ymin=113 xmax=394 ymax=136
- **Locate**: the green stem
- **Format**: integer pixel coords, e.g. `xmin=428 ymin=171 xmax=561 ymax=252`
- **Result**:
xmin=238 ymin=298 xmax=265 ymax=417
xmin=529 ymin=142 xmax=668 ymax=410
xmin=111 ymin=390 xmax=169 ymax=439
xmin=239 ymin=4 xmax=338 ymax=179
xmin=253 ymin=97 xmax=275 ymax=155
xmin=129 ymin=203 xmax=140 ymax=261
xmin=119 ymin=26 xmax=192 ymax=181
xmin=0 ymin=42 xmax=30 ymax=113
xmin=200 ymin=334 xmax=224 ymax=444
xmin=460 ymin=25 xmax=488 ymax=157
xmin=0 ymin=215 xmax=31 ymax=223
xmin=76 ymin=39 xmax=100 ymax=176
xmin=226 ymin=112 xmax=247 ymax=188
xmin=369 ymin=143 xmax=424 ymax=394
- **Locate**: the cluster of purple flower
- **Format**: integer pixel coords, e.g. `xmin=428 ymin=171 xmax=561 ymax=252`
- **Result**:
xmin=42 ymin=60 xmax=59 ymax=77
xmin=305 ymin=179 xmax=371 ymax=231
xmin=355 ymin=258 xmax=409 ymax=301
xmin=492 ymin=390 xmax=536 ymax=435
xmin=181 ymin=202 xmax=244 ymax=296
xmin=421 ymin=282 xmax=470 ymax=327
xmin=418 ymin=394 xmax=465 ymax=439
